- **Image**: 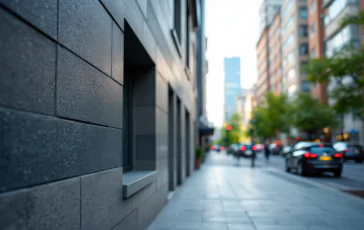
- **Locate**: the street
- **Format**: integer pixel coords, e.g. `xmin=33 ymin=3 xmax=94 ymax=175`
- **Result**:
xmin=148 ymin=151 xmax=364 ymax=230
xmin=256 ymin=153 xmax=364 ymax=192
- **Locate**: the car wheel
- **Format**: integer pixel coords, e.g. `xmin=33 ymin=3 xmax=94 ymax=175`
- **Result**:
xmin=297 ymin=162 xmax=306 ymax=176
xmin=334 ymin=169 xmax=342 ymax=178
xmin=355 ymin=160 xmax=363 ymax=164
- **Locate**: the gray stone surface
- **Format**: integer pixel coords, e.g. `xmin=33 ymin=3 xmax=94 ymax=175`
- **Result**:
xmin=112 ymin=210 xmax=138 ymax=230
xmin=57 ymin=47 xmax=123 ymax=129
xmin=81 ymin=167 xmax=130 ymax=230
xmin=100 ymin=0 xmax=127 ymax=30
xmin=134 ymin=106 xmax=156 ymax=135
xmin=59 ymin=0 xmax=112 ymax=75
xmin=0 ymin=8 xmax=56 ymax=115
xmin=156 ymin=73 xmax=169 ymax=112
xmin=0 ymin=108 xmax=122 ymax=192
xmin=148 ymin=152 xmax=364 ymax=230
xmin=124 ymin=0 xmax=144 ymax=40
xmin=0 ymin=0 xmax=58 ymax=39
xmin=112 ymin=21 xmax=124 ymax=85
xmin=136 ymin=135 xmax=156 ymax=161
xmin=122 ymin=170 xmax=157 ymax=198
xmin=133 ymin=68 xmax=156 ymax=106
xmin=0 ymin=177 xmax=80 ymax=230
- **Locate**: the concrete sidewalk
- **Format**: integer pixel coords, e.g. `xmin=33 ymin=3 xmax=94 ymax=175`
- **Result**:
xmin=147 ymin=152 xmax=364 ymax=230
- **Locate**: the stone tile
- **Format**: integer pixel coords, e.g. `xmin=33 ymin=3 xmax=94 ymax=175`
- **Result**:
xmin=256 ymin=226 xmax=309 ymax=230
xmin=112 ymin=210 xmax=138 ymax=230
xmin=0 ymin=177 xmax=80 ymax=230
xmin=101 ymin=0 xmax=127 ymax=30
xmin=57 ymin=47 xmax=123 ymax=128
xmin=174 ymin=221 xmax=202 ymax=229
xmin=135 ymin=135 xmax=156 ymax=161
xmin=81 ymin=168 xmax=129 ymax=230
xmin=143 ymin=21 xmax=157 ymax=61
xmin=124 ymin=0 xmax=144 ymax=40
xmin=137 ymin=0 xmax=148 ymax=18
xmin=0 ymin=8 xmax=56 ymax=115
xmin=134 ymin=106 xmax=156 ymax=135
xmin=0 ymin=0 xmax=58 ymax=39
xmin=59 ymin=0 xmax=112 ymax=75
xmin=228 ymin=224 xmax=256 ymax=230
xmin=0 ymin=108 xmax=122 ymax=192
xmin=112 ymin=21 xmax=124 ymax=84
xmin=201 ymin=222 xmax=228 ymax=230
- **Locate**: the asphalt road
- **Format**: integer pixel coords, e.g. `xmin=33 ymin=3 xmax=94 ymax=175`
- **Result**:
xmin=256 ymin=153 xmax=364 ymax=191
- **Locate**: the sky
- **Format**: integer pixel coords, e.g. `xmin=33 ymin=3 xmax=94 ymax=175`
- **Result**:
xmin=205 ymin=0 xmax=262 ymax=128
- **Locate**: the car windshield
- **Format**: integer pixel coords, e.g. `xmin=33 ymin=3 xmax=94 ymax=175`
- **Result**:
xmin=309 ymin=146 xmax=336 ymax=155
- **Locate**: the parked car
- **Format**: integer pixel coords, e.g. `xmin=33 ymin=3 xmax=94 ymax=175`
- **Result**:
xmin=255 ymin=144 xmax=264 ymax=153
xmin=281 ymin=146 xmax=292 ymax=156
xmin=227 ymin=144 xmax=239 ymax=155
xmin=235 ymin=143 xmax=257 ymax=158
xmin=285 ymin=142 xmax=343 ymax=177
xmin=210 ymin=145 xmax=221 ymax=152
xmin=333 ymin=142 xmax=364 ymax=163
xmin=270 ymin=143 xmax=283 ymax=155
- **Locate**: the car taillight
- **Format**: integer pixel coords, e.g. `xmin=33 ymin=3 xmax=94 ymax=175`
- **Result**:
xmin=303 ymin=152 xmax=317 ymax=158
xmin=241 ymin=146 xmax=246 ymax=151
xmin=252 ymin=145 xmax=257 ymax=151
xmin=220 ymin=147 xmax=225 ymax=150
xmin=334 ymin=153 xmax=343 ymax=158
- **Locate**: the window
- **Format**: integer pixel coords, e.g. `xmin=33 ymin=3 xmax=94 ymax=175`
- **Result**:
xmin=310 ymin=23 xmax=316 ymax=37
xmin=282 ymin=33 xmax=295 ymax=53
xmin=173 ymin=0 xmax=181 ymax=42
xmin=282 ymin=15 xmax=295 ymax=35
xmin=309 ymin=0 xmax=316 ymax=13
xmin=287 ymin=67 xmax=296 ymax=80
xmin=302 ymin=80 xmax=310 ymax=92
xmin=325 ymin=0 xmax=358 ymax=25
xmin=282 ymin=0 xmax=294 ymax=19
xmin=310 ymin=48 xmax=316 ymax=58
xmin=288 ymin=84 xmax=297 ymax=97
xmin=299 ymin=25 xmax=308 ymax=37
xmin=300 ymin=61 xmax=308 ymax=73
xmin=300 ymin=43 xmax=309 ymax=55
xmin=299 ymin=6 xmax=308 ymax=19
xmin=325 ymin=25 xmax=359 ymax=57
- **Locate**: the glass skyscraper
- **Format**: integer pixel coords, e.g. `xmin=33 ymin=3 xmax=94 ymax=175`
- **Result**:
xmin=224 ymin=57 xmax=242 ymax=121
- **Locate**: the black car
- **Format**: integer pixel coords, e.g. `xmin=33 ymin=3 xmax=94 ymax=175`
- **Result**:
xmin=235 ymin=143 xmax=257 ymax=158
xmin=285 ymin=142 xmax=343 ymax=177
xmin=227 ymin=144 xmax=239 ymax=155
xmin=333 ymin=142 xmax=364 ymax=163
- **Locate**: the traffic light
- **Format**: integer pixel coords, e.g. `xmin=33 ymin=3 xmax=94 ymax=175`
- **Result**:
xmin=226 ymin=125 xmax=232 ymax=131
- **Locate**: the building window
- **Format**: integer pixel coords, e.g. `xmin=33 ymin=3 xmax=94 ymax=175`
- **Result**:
xmin=282 ymin=0 xmax=294 ymax=19
xmin=299 ymin=25 xmax=308 ymax=37
xmin=299 ymin=6 xmax=308 ymax=19
xmin=302 ymin=80 xmax=310 ymax=92
xmin=324 ymin=0 xmax=357 ymax=26
xmin=299 ymin=43 xmax=309 ymax=55
xmin=173 ymin=0 xmax=182 ymax=43
xmin=325 ymin=25 xmax=359 ymax=57
xmin=300 ymin=61 xmax=308 ymax=72
xmin=309 ymin=0 xmax=316 ymax=13
xmin=310 ymin=23 xmax=316 ymax=37
xmin=282 ymin=14 xmax=295 ymax=35
xmin=310 ymin=47 xmax=316 ymax=58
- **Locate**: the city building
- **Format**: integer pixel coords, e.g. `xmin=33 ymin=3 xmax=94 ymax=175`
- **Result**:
xmin=308 ymin=0 xmax=327 ymax=103
xmin=224 ymin=57 xmax=242 ymax=121
xmin=323 ymin=0 xmax=364 ymax=144
xmin=196 ymin=0 xmax=214 ymax=152
xmin=256 ymin=28 xmax=270 ymax=103
xmin=0 ymin=0 xmax=204 ymax=229
xmin=259 ymin=0 xmax=285 ymax=33
xmin=281 ymin=0 xmax=310 ymax=98
xmin=268 ymin=12 xmax=283 ymax=95
xmin=236 ymin=90 xmax=254 ymax=130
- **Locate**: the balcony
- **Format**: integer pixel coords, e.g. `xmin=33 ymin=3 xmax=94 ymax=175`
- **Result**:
xmin=323 ymin=0 xmax=334 ymax=9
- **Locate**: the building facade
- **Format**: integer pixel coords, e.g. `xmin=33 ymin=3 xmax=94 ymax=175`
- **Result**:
xmin=308 ymin=0 xmax=327 ymax=103
xmin=281 ymin=0 xmax=309 ymax=98
xmin=224 ymin=57 xmax=242 ymax=121
xmin=260 ymin=0 xmax=285 ymax=33
xmin=256 ymin=28 xmax=270 ymax=103
xmin=268 ymin=12 xmax=283 ymax=95
xmin=323 ymin=0 xmax=364 ymax=144
xmin=0 ymin=0 xmax=204 ymax=229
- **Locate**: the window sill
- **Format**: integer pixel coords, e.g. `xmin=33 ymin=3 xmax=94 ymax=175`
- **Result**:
xmin=184 ymin=67 xmax=191 ymax=81
xmin=170 ymin=29 xmax=182 ymax=58
xmin=122 ymin=170 xmax=157 ymax=199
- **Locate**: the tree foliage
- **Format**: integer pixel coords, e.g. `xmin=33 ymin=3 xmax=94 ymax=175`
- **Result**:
xmin=290 ymin=93 xmax=337 ymax=136
xmin=302 ymin=11 xmax=364 ymax=119
xmin=218 ymin=113 xmax=243 ymax=146
xmin=248 ymin=92 xmax=291 ymax=139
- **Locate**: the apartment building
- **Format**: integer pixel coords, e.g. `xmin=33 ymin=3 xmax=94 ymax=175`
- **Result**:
xmin=308 ymin=0 xmax=327 ymax=103
xmin=224 ymin=57 xmax=242 ymax=121
xmin=256 ymin=28 xmax=270 ymax=103
xmin=260 ymin=0 xmax=285 ymax=33
xmin=268 ymin=12 xmax=283 ymax=95
xmin=0 ymin=0 xmax=204 ymax=229
xmin=323 ymin=0 xmax=364 ymax=144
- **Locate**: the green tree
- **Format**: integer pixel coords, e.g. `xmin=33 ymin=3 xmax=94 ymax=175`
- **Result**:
xmin=248 ymin=92 xmax=291 ymax=140
xmin=218 ymin=113 xmax=243 ymax=146
xmin=303 ymin=11 xmax=364 ymax=119
xmin=290 ymin=93 xmax=337 ymax=139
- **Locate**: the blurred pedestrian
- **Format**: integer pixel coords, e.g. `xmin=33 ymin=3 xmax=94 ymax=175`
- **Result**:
xmin=264 ymin=140 xmax=271 ymax=161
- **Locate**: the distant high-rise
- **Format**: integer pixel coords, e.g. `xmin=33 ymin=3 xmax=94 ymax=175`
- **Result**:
xmin=224 ymin=57 xmax=241 ymax=122
xmin=259 ymin=0 xmax=284 ymax=33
